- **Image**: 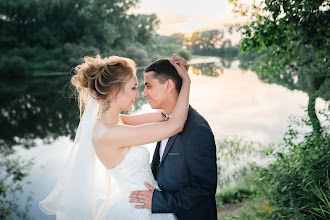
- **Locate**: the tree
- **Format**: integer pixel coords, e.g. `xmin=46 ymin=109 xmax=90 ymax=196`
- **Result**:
xmin=186 ymin=30 xmax=224 ymax=52
xmin=229 ymin=0 xmax=330 ymax=133
xmin=152 ymin=33 xmax=185 ymax=46
xmin=134 ymin=13 xmax=159 ymax=45
xmin=0 ymin=0 xmax=162 ymax=75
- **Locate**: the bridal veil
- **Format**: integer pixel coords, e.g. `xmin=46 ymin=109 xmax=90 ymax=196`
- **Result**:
xmin=39 ymin=96 xmax=108 ymax=219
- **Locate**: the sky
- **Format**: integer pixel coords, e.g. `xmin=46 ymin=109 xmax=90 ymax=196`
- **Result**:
xmin=133 ymin=0 xmax=246 ymax=41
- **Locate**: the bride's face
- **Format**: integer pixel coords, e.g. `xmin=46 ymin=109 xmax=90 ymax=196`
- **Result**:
xmin=116 ymin=75 xmax=139 ymax=111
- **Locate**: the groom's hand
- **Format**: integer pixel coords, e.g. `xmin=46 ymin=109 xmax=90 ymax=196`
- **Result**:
xmin=129 ymin=182 xmax=154 ymax=210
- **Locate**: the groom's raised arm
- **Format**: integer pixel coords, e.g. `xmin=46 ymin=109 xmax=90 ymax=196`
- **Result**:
xmin=151 ymin=124 xmax=218 ymax=213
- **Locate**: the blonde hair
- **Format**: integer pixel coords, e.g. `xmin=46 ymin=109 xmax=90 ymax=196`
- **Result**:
xmin=71 ymin=55 xmax=136 ymax=116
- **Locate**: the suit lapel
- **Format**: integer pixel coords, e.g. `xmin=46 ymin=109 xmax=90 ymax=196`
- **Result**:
xmin=158 ymin=134 xmax=179 ymax=168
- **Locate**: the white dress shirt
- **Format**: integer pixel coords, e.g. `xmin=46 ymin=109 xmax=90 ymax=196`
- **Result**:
xmin=159 ymin=138 xmax=169 ymax=161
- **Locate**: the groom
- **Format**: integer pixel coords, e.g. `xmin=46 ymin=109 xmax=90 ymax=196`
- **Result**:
xmin=130 ymin=57 xmax=218 ymax=219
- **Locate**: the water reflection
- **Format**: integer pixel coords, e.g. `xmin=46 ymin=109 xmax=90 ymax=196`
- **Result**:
xmin=0 ymin=70 xmax=147 ymax=153
xmin=190 ymin=62 xmax=223 ymax=77
xmin=0 ymin=76 xmax=78 ymax=154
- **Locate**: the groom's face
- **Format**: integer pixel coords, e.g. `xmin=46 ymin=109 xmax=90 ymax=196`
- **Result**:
xmin=142 ymin=71 xmax=168 ymax=109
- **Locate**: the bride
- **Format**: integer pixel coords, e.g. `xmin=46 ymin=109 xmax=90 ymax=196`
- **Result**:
xmin=39 ymin=54 xmax=190 ymax=219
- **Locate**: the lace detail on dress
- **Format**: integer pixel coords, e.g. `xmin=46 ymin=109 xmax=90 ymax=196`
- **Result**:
xmin=96 ymin=146 xmax=175 ymax=220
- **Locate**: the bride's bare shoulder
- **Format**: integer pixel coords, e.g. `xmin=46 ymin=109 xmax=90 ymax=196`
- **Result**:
xmin=92 ymin=121 xmax=120 ymax=148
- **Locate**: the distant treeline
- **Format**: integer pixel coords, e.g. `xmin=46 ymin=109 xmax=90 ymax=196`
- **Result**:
xmin=156 ymin=30 xmax=240 ymax=58
xmin=0 ymin=0 xmax=240 ymax=78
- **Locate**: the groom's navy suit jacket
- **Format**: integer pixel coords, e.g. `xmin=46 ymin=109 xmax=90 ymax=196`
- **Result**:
xmin=151 ymin=105 xmax=217 ymax=220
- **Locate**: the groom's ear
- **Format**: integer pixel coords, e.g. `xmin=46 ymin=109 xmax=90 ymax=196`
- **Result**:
xmin=165 ymin=79 xmax=175 ymax=93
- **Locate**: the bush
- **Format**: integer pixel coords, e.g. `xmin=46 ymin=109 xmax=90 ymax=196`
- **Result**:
xmin=20 ymin=46 xmax=41 ymax=59
xmin=0 ymin=56 xmax=27 ymax=79
xmin=254 ymin=109 xmax=330 ymax=219
xmin=63 ymin=43 xmax=100 ymax=67
xmin=177 ymin=49 xmax=192 ymax=61
xmin=43 ymin=60 xmax=68 ymax=72
xmin=217 ymin=184 xmax=258 ymax=204
xmin=124 ymin=46 xmax=150 ymax=67
xmin=146 ymin=44 xmax=181 ymax=61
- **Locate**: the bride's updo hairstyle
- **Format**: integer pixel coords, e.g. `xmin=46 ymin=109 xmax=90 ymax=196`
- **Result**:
xmin=71 ymin=55 xmax=136 ymax=116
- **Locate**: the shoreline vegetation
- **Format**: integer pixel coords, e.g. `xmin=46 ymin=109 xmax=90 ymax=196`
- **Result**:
xmin=215 ymin=0 xmax=329 ymax=218
xmin=215 ymin=109 xmax=329 ymax=219
xmin=3 ymin=41 xmax=240 ymax=79
xmin=30 ymin=55 xmax=234 ymax=77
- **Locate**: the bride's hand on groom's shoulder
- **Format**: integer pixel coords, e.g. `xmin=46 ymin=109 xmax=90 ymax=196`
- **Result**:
xmin=129 ymin=182 xmax=154 ymax=210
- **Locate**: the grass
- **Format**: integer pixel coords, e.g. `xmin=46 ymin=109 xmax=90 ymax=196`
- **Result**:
xmin=216 ymin=185 xmax=257 ymax=205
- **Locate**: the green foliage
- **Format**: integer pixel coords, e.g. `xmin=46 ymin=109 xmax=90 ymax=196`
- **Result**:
xmin=133 ymin=14 xmax=160 ymax=45
xmin=63 ymin=43 xmax=100 ymax=68
xmin=146 ymin=44 xmax=182 ymax=61
xmin=0 ymin=156 xmax=34 ymax=220
xmin=153 ymin=30 xmax=239 ymax=59
xmin=0 ymin=0 xmax=144 ymax=50
xmin=0 ymin=56 xmax=27 ymax=79
xmin=0 ymin=0 xmax=161 ymax=74
xmin=231 ymin=0 xmax=330 ymax=132
xmin=308 ymin=179 xmax=330 ymax=219
xmin=123 ymin=45 xmax=150 ymax=66
xmin=152 ymin=33 xmax=186 ymax=46
xmin=216 ymin=183 xmax=258 ymax=205
xmin=216 ymin=108 xmax=330 ymax=219
xmin=183 ymin=30 xmax=239 ymax=58
xmin=177 ymin=49 xmax=192 ymax=61
xmin=253 ymin=109 xmax=330 ymax=219
xmin=186 ymin=30 xmax=224 ymax=52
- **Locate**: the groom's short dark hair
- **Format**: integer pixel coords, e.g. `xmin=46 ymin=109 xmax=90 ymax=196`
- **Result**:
xmin=144 ymin=59 xmax=182 ymax=92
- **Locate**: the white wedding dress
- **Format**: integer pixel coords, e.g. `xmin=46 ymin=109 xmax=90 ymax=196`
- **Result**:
xmin=95 ymin=146 xmax=176 ymax=220
xmin=40 ymin=97 xmax=175 ymax=220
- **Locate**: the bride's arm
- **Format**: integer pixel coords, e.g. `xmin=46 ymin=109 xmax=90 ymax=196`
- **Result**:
xmin=98 ymin=58 xmax=190 ymax=148
xmin=119 ymin=110 xmax=167 ymax=126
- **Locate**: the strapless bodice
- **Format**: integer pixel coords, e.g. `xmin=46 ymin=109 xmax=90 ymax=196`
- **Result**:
xmin=107 ymin=146 xmax=158 ymax=191
xmin=96 ymin=146 xmax=175 ymax=220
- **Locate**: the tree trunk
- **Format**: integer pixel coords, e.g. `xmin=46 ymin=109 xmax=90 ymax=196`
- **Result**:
xmin=307 ymin=76 xmax=325 ymax=134
xmin=307 ymin=92 xmax=321 ymax=133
